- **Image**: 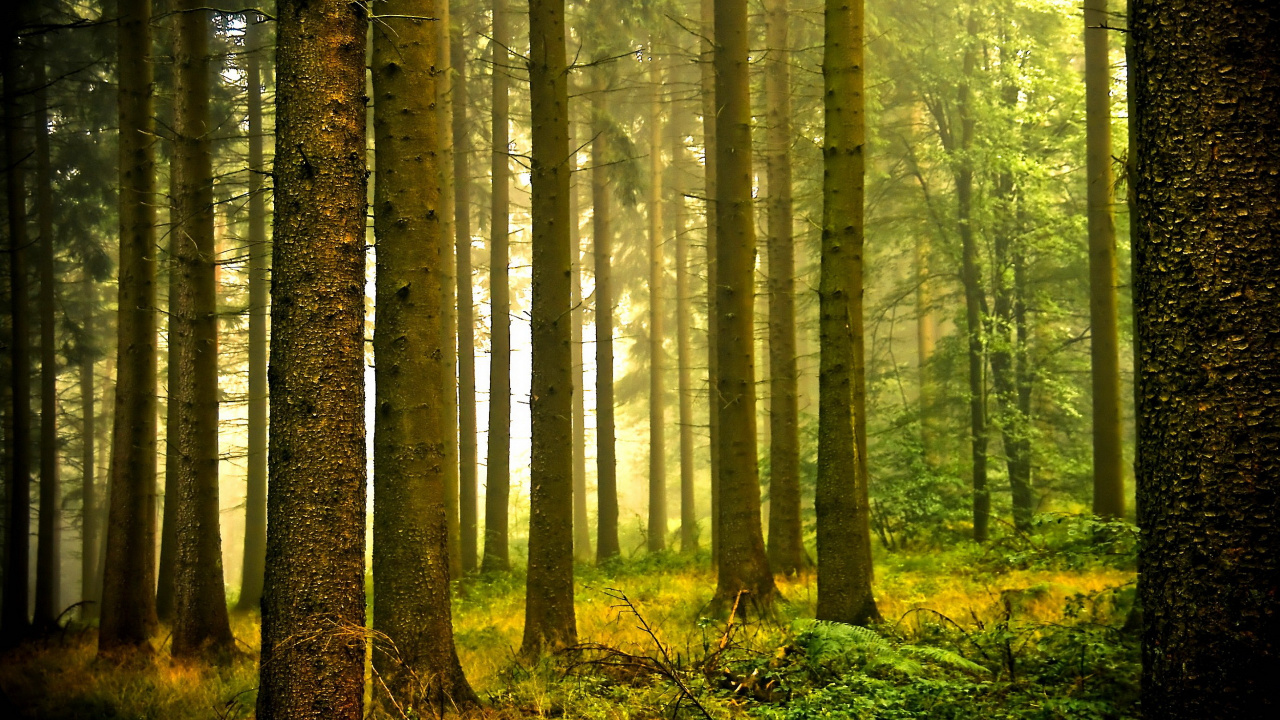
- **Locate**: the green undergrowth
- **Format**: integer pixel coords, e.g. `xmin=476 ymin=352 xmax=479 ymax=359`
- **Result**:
xmin=0 ymin=522 xmax=1137 ymax=719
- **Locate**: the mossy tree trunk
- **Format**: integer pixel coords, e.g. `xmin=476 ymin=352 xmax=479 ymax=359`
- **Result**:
xmin=816 ymin=0 xmax=878 ymax=626
xmin=371 ymin=1 xmax=479 ymax=709
xmin=255 ymin=0 xmax=368 ymax=716
xmin=1131 ymin=1 xmax=1279 ymax=716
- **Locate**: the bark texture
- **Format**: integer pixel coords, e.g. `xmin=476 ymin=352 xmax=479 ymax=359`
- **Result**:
xmin=816 ymin=0 xmax=878 ymax=626
xmin=371 ymin=3 xmax=479 ymax=709
xmin=255 ymin=1 xmax=368 ymax=717
xmin=700 ymin=0 xmax=719 ymax=566
xmin=710 ymin=0 xmax=777 ymax=613
xmin=1131 ymin=2 xmax=1279 ymax=716
xmin=592 ymin=79 xmax=620 ymax=563
xmin=522 ymin=0 xmax=578 ymax=656
xmin=99 ymin=0 xmax=160 ymax=654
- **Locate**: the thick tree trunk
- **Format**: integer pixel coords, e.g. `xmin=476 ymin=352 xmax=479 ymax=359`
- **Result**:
xmin=710 ymin=0 xmax=777 ymax=613
xmin=482 ymin=0 xmax=512 ymax=573
xmin=522 ymin=0 xmax=577 ymax=656
xmin=816 ymin=0 xmax=878 ymax=626
xmin=763 ymin=0 xmax=802 ymax=578
xmin=99 ymin=0 xmax=160 ymax=654
xmin=700 ymin=0 xmax=720 ymax=567
xmin=371 ymin=3 xmax=479 ymax=708
xmin=1 ymin=8 xmax=32 ymax=641
xmin=34 ymin=43 xmax=62 ymax=629
xmin=1131 ymin=2 xmax=1279 ymax=716
xmin=647 ymin=48 xmax=667 ymax=554
xmin=592 ymin=78 xmax=620 ymax=563
xmin=167 ymin=0 xmax=234 ymax=656
xmin=237 ymin=12 xmax=268 ymax=611
xmin=255 ymin=1 xmax=368 ymax=716
xmin=452 ymin=10 xmax=479 ymax=575
xmin=1084 ymin=0 xmax=1124 ymax=520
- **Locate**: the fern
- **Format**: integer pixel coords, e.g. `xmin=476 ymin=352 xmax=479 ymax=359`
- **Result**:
xmin=793 ymin=619 xmax=990 ymax=680
xmin=899 ymin=645 xmax=991 ymax=677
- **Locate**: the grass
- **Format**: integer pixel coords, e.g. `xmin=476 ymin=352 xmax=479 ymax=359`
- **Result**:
xmin=0 ymin=540 xmax=1138 ymax=719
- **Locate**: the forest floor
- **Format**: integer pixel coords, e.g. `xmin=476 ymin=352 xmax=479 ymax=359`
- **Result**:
xmin=0 ymin=531 xmax=1139 ymax=719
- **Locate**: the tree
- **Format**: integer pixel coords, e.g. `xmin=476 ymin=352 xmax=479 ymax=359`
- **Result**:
xmin=763 ymin=0 xmax=803 ymax=577
xmin=670 ymin=57 xmax=696 ymax=555
xmin=1131 ymin=1 xmax=1279 ymax=716
xmin=255 ymin=0 xmax=368 ymax=715
xmin=1 ymin=3 xmax=32 ymax=642
xmin=482 ymin=0 xmax=513 ymax=574
xmin=452 ymin=6 xmax=480 ymax=575
xmin=710 ymin=0 xmax=777 ymax=612
xmin=236 ymin=11 xmax=269 ymax=611
xmin=167 ymin=0 xmax=234 ymax=656
xmin=700 ymin=0 xmax=720 ymax=567
xmin=1084 ymin=0 xmax=1123 ymax=520
xmin=815 ymin=0 xmax=878 ymax=626
xmin=438 ymin=0 xmax=463 ymax=580
xmin=522 ymin=0 xmax=577 ymax=656
xmin=371 ymin=1 xmax=479 ymax=708
xmin=570 ymin=107 xmax=591 ymax=564
xmin=99 ymin=0 xmax=161 ymax=654
xmin=78 ymin=286 xmax=100 ymax=622
xmin=592 ymin=73 xmax=620 ymax=563
xmin=646 ymin=43 xmax=667 ymax=554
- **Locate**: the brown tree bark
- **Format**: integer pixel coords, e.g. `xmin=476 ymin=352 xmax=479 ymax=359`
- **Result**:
xmin=452 ymin=8 xmax=480 ymax=575
xmin=255 ymin=0 xmax=368 ymax=716
xmin=647 ymin=46 xmax=667 ymax=554
xmin=1085 ymin=0 xmax=1124 ymax=520
xmin=592 ymin=76 xmax=620 ymax=563
xmin=168 ymin=0 xmax=234 ymax=656
xmin=1 ymin=6 xmax=32 ymax=641
xmin=710 ymin=0 xmax=777 ymax=613
xmin=482 ymin=0 xmax=513 ymax=573
xmin=816 ymin=0 xmax=878 ymax=626
xmin=236 ymin=11 xmax=269 ymax=611
xmin=79 ymin=285 xmax=99 ymax=622
xmin=371 ymin=2 xmax=479 ymax=708
xmin=522 ymin=0 xmax=577 ymax=656
xmin=763 ymin=0 xmax=802 ymax=578
xmin=99 ymin=0 xmax=160 ymax=654
xmin=1131 ymin=2 xmax=1279 ymax=716
xmin=438 ymin=0 xmax=463 ymax=582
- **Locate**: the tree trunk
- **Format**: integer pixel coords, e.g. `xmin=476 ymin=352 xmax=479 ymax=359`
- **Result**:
xmin=371 ymin=3 xmax=479 ymax=708
xmin=237 ymin=12 xmax=268 ymax=612
xmin=438 ymin=0 xmax=463 ymax=582
xmin=99 ymin=0 xmax=160 ymax=654
xmin=816 ymin=0 xmax=878 ymax=626
xmin=915 ymin=229 xmax=936 ymax=465
xmin=670 ymin=80 xmax=696 ymax=555
xmin=1131 ymin=2 xmax=1280 ymax=716
xmin=1 ymin=7 xmax=32 ymax=641
xmin=33 ymin=39 xmax=62 ymax=630
xmin=700 ymin=0 xmax=720 ymax=568
xmin=79 ymin=286 xmax=99 ymax=622
xmin=592 ymin=77 xmax=620 ymax=563
xmin=647 ymin=47 xmax=667 ymax=554
xmin=710 ymin=0 xmax=777 ymax=613
xmin=522 ymin=0 xmax=577 ymax=656
xmin=1084 ymin=0 xmax=1124 ymax=520
xmin=166 ymin=0 xmax=234 ymax=657
xmin=255 ymin=1 xmax=368 ymax=716
xmin=482 ymin=0 xmax=512 ymax=574
xmin=763 ymin=0 xmax=802 ymax=578
xmin=569 ymin=102 xmax=591 ymax=563
xmin=452 ymin=9 xmax=479 ymax=575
